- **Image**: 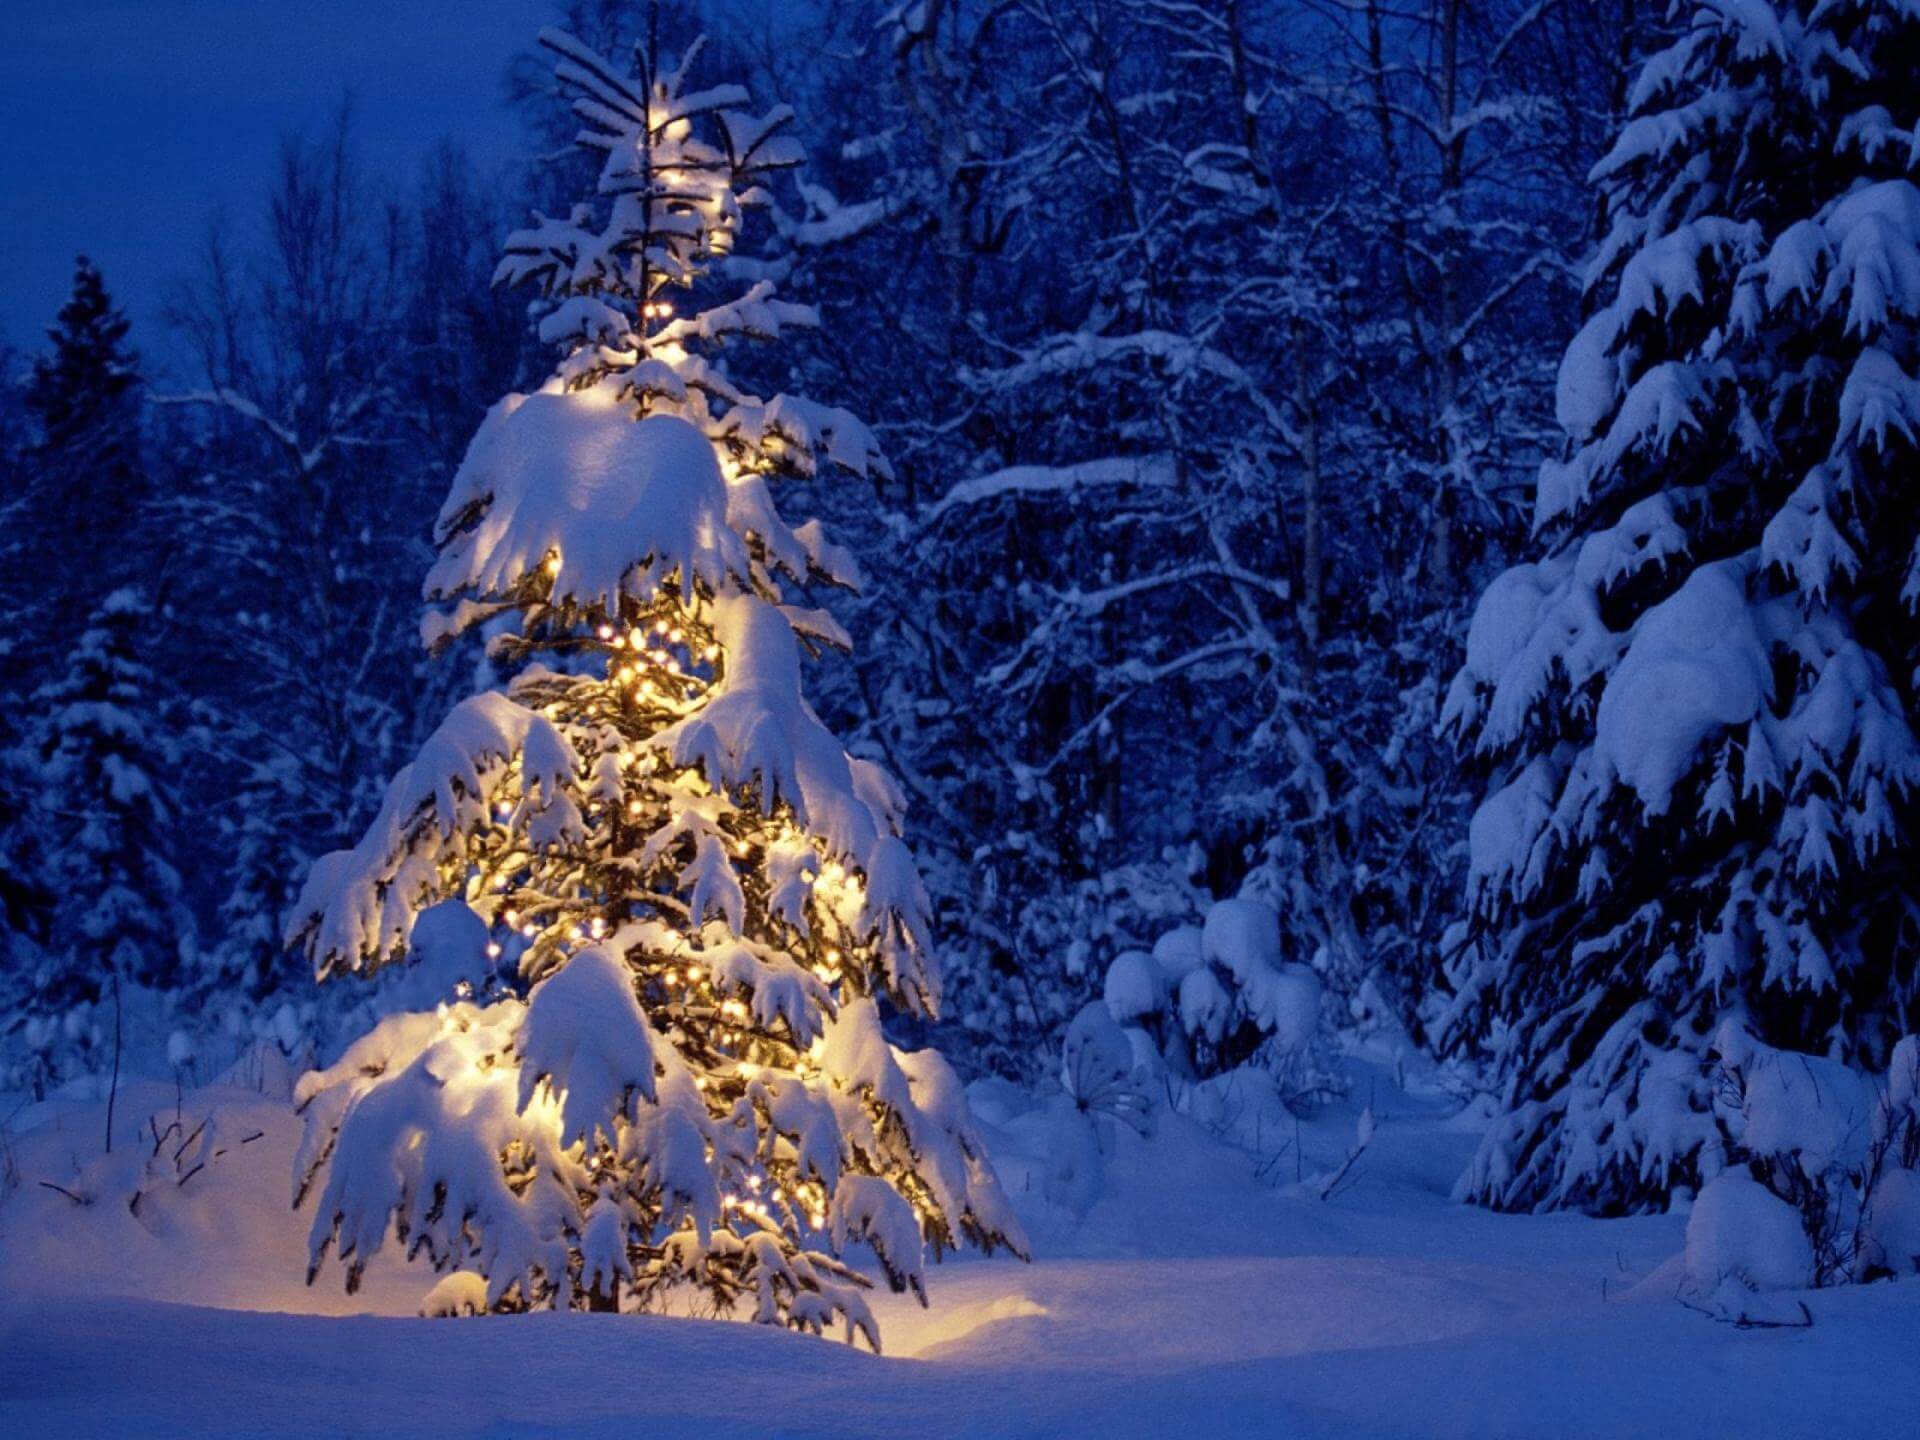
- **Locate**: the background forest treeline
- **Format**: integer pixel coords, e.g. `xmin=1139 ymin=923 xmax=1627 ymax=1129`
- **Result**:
xmin=0 ymin=0 xmax=1645 ymax=1087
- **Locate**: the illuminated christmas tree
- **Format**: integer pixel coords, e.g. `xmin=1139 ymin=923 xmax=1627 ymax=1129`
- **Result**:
xmin=287 ymin=25 xmax=1024 ymax=1346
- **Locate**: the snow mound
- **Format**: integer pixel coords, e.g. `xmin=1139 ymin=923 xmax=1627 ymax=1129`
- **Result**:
xmin=419 ymin=1271 xmax=490 ymax=1318
xmin=1201 ymin=898 xmax=1281 ymax=982
xmin=1683 ymin=1172 xmax=1812 ymax=1293
xmin=1715 ymin=1021 xmax=1878 ymax=1177
xmin=426 ymin=395 xmax=747 ymax=620
xmin=1102 ymin=951 xmax=1163 ymax=1022
xmin=1861 ymin=1168 xmax=1920 ymax=1276
xmin=1150 ymin=925 xmax=1205 ymax=981
xmin=377 ymin=900 xmax=493 ymax=1012
xmin=1595 ymin=560 xmax=1769 ymax=812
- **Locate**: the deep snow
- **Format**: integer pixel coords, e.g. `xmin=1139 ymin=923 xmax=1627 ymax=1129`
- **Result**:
xmin=2 ymin=1059 xmax=1916 ymax=1438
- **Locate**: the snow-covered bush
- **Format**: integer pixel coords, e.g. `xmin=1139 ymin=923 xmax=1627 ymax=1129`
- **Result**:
xmin=285 ymin=27 xmax=1023 ymax=1350
xmin=1104 ymin=898 xmax=1323 ymax=1088
xmin=1100 ymin=897 xmax=1329 ymax=1148
xmin=1711 ymin=1025 xmax=1920 ymax=1285
xmin=1042 ymin=1002 xmax=1156 ymax=1213
xmin=1859 ymin=1168 xmax=1920 ymax=1278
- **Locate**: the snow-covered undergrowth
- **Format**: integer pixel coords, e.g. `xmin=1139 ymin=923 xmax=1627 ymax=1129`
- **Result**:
xmin=1096 ymin=897 xmax=1341 ymax=1161
xmin=4 ymin=1055 xmax=1917 ymax=1437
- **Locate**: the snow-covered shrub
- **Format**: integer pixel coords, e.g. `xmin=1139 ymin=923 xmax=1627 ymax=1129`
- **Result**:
xmin=1104 ymin=897 xmax=1325 ymax=1094
xmin=1712 ymin=1025 xmax=1920 ymax=1285
xmin=1043 ymin=1002 xmax=1156 ymax=1214
xmin=1061 ymin=1001 xmax=1156 ymax=1135
xmin=1714 ymin=1023 xmax=1877 ymax=1178
xmin=1859 ymin=1168 xmax=1920 ymax=1278
xmin=1854 ymin=1037 xmax=1920 ymax=1278
xmin=285 ymin=27 xmax=1024 ymax=1351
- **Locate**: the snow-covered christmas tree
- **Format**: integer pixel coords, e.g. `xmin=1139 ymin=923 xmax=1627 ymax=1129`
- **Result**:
xmin=286 ymin=26 xmax=1024 ymax=1344
xmin=1442 ymin=0 xmax=1920 ymax=1211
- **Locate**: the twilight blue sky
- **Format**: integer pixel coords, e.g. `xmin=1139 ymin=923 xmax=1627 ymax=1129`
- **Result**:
xmin=1 ymin=1 xmax=551 ymax=368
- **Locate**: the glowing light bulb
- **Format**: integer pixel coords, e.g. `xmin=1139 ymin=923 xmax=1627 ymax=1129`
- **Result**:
xmin=597 ymin=624 xmax=613 ymax=640
xmin=486 ymin=942 xmax=502 ymax=959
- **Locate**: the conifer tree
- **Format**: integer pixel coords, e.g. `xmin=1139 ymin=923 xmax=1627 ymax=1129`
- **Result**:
xmin=288 ymin=26 xmax=1024 ymax=1344
xmin=1442 ymin=0 xmax=1920 ymax=1212
xmin=24 ymin=257 xmax=145 ymax=585
xmin=11 ymin=590 xmax=187 ymax=1088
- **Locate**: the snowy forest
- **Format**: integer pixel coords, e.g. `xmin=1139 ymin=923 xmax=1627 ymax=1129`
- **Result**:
xmin=2 ymin=0 xmax=1918 ymax=1434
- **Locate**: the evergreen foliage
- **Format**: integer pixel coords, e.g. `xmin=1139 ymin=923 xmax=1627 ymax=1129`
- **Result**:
xmin=288 ymin=26 xmax=1024 ymax=1342
xmin=24 ymin=256 xmax=144 ymax=555
xmin=1442 ymin=0 xmax=1920 ymax=1212
xmin=8 ymin=590 xmax=188 ymax=1091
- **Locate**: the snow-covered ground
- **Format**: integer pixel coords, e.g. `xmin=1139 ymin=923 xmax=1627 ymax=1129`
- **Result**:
xmin=3 ymin=1060 xmax=1915 ymax=1438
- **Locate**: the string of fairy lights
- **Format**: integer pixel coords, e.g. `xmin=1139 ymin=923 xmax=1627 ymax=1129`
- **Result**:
xmin=434 ymin=39 xmax=953 ymax=1276
xmin=444 ymin=556 xmax=896 ymax=1245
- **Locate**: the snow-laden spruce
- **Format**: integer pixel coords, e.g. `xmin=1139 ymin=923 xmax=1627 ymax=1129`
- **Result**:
xmin=1441 ymin=0 xmax=1920 ymax=1211
xmin=8 ymin=589 xmax=190 ymax=1092
xmin=285 ymin=27 xmax=1024 ymax=1346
